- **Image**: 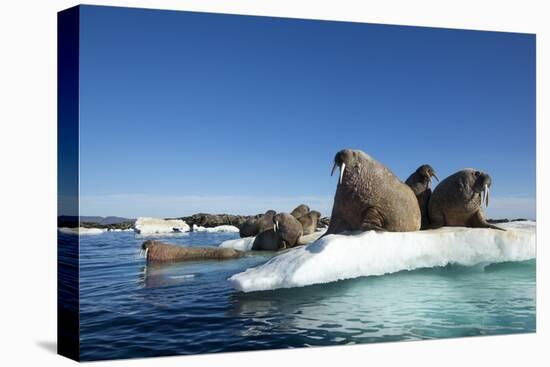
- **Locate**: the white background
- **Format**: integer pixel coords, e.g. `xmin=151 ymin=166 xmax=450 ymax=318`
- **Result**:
xmin=0 ymin=0 xmax=547 ymax=366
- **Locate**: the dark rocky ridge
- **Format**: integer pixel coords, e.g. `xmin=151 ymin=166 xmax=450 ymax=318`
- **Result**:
xmin=174 ymin=213 xmax=263 ymax=229
xmin=58 ymin=214 xmax=531 ymax=230
xmin=58 ymin=215 xmax=135 ymax=229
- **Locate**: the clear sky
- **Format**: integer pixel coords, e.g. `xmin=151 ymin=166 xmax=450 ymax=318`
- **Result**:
xmin=78 ymin=5 xmax=536 ymax=219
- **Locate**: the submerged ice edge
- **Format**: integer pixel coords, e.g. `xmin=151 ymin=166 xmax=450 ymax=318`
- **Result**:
xmin=229 ymin=221 xmax=536 ymax=293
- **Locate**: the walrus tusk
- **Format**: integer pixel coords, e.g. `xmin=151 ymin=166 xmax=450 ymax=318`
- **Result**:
xmin=275 ymin=220 xmax=280 ymax=231
xmin=432 ymin=172 xmax=440 ymax=183
xmin=485 ymin=184 xmax=489 ymax=207
xmin=331 ymin=162 xmax=337 ymax=176
xmin=339 ymin=163 xmax=346 ymax=185
xmin=144 ymin=247 xmax=149 ymax=259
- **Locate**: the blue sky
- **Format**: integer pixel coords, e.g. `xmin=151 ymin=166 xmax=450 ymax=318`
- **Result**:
xmin=78 ymin=5 xmax=535 ymax=219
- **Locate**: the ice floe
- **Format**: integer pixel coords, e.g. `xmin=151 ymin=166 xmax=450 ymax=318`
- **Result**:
xmin=220 ymin=237 xmax=256 ymax=252
xmin=58 ymin=227 xmax=105 ymax=235
xmin=134 ymin=217 xmax=190 ymax=234
xmin=192 ymin=224 xmax=240 ymax=233
xmin=229 ymin=221 xmax=536 ymax=292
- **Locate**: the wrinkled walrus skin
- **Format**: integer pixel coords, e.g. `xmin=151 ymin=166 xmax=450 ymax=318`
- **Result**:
xmin=428 ymin=169 xmax=504 ymax=230
xmin=239 ymin=210 xmax=276 ymax=238
xmin=325 ymin=149 xmax=421 ymax=235
xmin=274 ymin=213 xmax=303 ymax=248
xmin=290 ymin=204 xmax=310 ymax=219
xmin=298 ymin=210 xmax=321 ymax=235
xmin=142 ymin=240 xmax=243 ymax=262
xmin=252 ymin=229 xmax=284 ymax=251
xmin=405 ymin=164 xmax=439 ymax=229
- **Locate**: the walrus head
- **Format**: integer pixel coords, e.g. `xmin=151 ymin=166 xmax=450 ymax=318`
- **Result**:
xmin=272 ymin=213 xmax=302 ymax=248
xmin=417 ymin=164 xmax=439 ymax=186
xmin=309 ymin=210 xmax=321 ymax=219
xmin=290 ymin=204 xmax=310 ymax=219
xmin=331 ymin=149 xmax=360 ymax=185
xmin=139 ymin=240 xmax=158 ymax=258
xmin=470 ymin=170 xmax=492 ymax=207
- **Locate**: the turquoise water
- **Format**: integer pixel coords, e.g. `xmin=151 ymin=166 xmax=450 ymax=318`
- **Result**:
xmin=72 ymin=231 xmax=535 ymax=361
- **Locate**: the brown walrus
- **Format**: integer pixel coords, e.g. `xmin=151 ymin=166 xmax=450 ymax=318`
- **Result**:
xmin=298 ymin=210 xmax=321 ymax=235
xmin=325 ymin=149 xmax=421 ymax=235
xmin=405 ymin=164 xmax=439 ymax=229
xmin=141 ymin=240 xmax=243 ymax=262
xmin=251 ymin=229 xmax=284 ymax=251
xmin=290 ymin=204 xmax=310 ymax=219
xmin=428 ymin=168 xmax=504 ymax=230
xmin=274 ymin=212 xmax=303 ymax=248
xmin=239 ymin=210 xmax=276 ymax=238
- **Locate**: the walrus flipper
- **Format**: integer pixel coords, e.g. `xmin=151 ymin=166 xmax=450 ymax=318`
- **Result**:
xmin=360 ymin=223 xmax=387 ymax=232
xmin=470 ymin=211 xmax=506 ymax=231
xmin=360 ymin=207 xmax=386 ymax=232
xmin=321 ymin=216 xmax=347 ymax=237
xmin=485 ymin=223 xmax=506 ymax=231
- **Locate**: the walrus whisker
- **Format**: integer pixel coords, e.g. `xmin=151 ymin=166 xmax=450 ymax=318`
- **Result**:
xmin=339 ymin=163 xmax=346 ymax=185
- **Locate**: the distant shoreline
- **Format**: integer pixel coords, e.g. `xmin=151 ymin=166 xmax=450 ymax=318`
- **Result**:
xmin=57 ymin=214 xmax=531 ymax=230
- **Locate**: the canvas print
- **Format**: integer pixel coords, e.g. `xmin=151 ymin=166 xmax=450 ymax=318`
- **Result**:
xmin=57 ymin=5 xmax=536 ymax=361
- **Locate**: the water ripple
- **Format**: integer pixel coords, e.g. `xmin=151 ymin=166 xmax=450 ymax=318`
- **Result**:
xmin=64 ymin=232 xmax=537 ymax=361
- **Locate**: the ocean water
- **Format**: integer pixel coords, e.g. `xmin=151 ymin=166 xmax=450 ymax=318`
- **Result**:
xmin=68 ymin=230 xmax=535 ymax=361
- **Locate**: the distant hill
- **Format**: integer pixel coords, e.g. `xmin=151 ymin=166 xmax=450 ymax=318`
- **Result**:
xmin=97 ymin=216 xmax=135 ymax=225
xmin=58 ymin=215 xmax=135 ymax=227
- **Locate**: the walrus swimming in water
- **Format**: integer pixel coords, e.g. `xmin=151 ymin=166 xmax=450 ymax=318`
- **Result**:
xmin=325 ymin=149 xmax=421 ymax=235
xmin=141 ymin=240 xmax=243 ymax=262
xmin=274 ymin=212 xmax=303 ymax=248
xmin=428 ymin=169 xmax=503 ymax=230
xmin=290 ymin=204 xmax=310 ymax=219
xmin=298 ymin=210 xmax=321 ymax=235
xmin=239 ymin=210 xmax=276 ymax=238
xmin=405 ymin=164 xmax=439 ymax=229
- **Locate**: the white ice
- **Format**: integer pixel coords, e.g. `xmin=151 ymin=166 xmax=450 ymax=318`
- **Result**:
xmin=192 ymin=224 xmax=240 ymax=233
xmin=229 ymin=221 xmax=536 ymax=292
xmin=134 ymin=217 xmax=190 ymax=234
xmin=58 ymin=227 xmax=105 ymax=235
xmin=220 ymin=236 xmax=256 ymax=252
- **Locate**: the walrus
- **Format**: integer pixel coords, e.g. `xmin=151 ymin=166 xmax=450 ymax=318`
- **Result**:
xmin=428 ymin=168 xmax=503 ymax=230
xmin=298 ymin=210 xmax=321 ymax=235
xmin=239 ymin=218 xmax=259 ymax=238
xmin=251 ymin=229 xmax=284 ymax=251
xmin=141 ymin=240 xmax=243 ymax=262
xmin=325 ymin=149 xmax=421 ymax=235
xmin=405 ymin=164 xmax=439 ymax=229
xmin=274 ymin=212 xmax=303 ymax=248
xmin=239 ymin=210 xmax=276 ymax=238
xmin=290 ymin=204 xmax=310 ymax=219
